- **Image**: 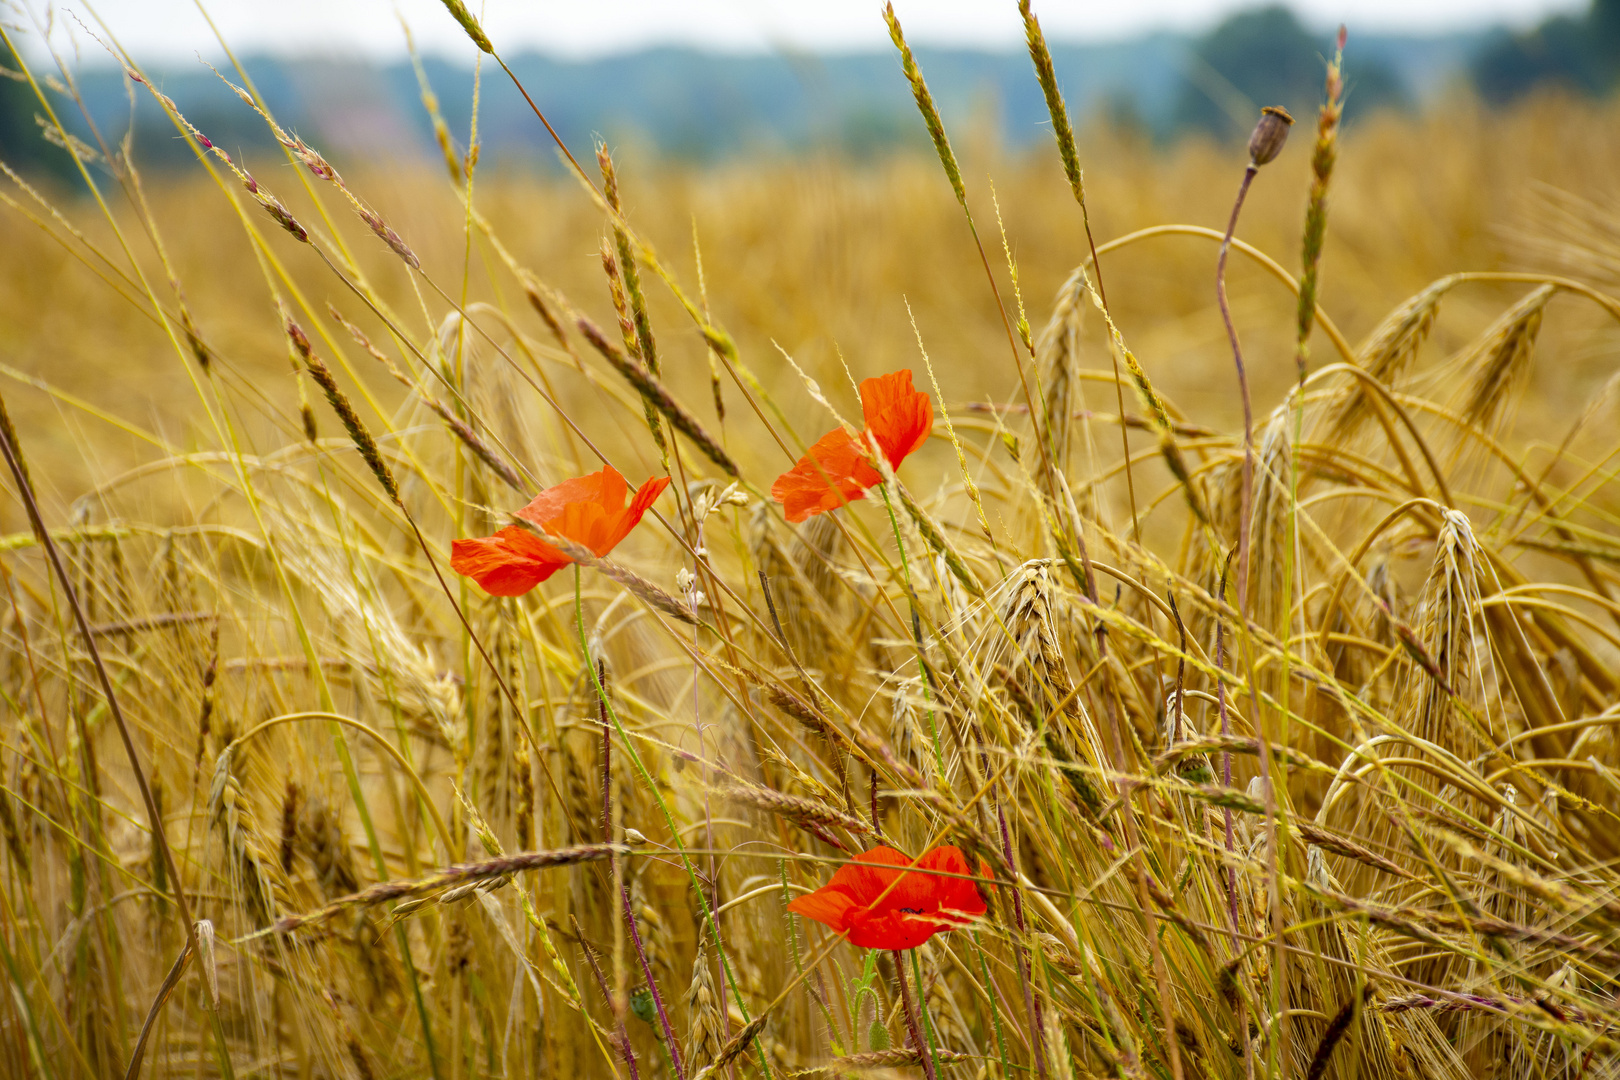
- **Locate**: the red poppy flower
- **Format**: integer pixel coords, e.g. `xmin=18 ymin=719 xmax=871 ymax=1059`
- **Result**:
xmin=771 ymin=370 xmax=933 ymax=523
xmin=450 ymin=467 xmax=670 ymax=596
xmin=786 ymin=845 xmax=988 ymax=950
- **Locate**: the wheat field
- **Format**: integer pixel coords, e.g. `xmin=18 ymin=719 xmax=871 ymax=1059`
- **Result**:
xmin=2 ymin=4 xmax=1620 ymax=1080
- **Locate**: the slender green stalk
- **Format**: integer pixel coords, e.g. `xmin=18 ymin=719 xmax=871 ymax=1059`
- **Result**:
xmin=575 ymin=567 xmax=774 ymax=1080
xmin=878 ymin=483 xmax=946 ymax=778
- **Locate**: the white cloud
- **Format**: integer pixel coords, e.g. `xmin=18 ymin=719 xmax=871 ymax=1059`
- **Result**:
xmin=20 ymin=0 xmax=1591 ymax=64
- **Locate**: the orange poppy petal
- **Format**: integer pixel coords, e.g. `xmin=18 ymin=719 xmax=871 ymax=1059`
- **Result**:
xmin=859 ymin=370 xmax=933 ymax=469
xmin=787 ymin=887 xmax=858 ymax=931
xmin=454 ymin=467 xmax=663 ymax=595
xmin=881 ymin=867 xmax=942 ymax=915
xmin=873 ymin=846 xmax=967 ymax=914
xmin=845 ymin=909 xmax=946 ymax=951
xmin=630 ymin=475 xmax=673 ymax=517
xmin=553 ymin=498 xmax=619 ymax=557
xmin=818 ymin=846 xmax=912 ymax=907
xmin=604 ymin=475 xmax=672 ymax=553
xmin=516 ymin=466 xmax=628 ymax=532
xmin=573 ymin=473 xmax=670 ymax=556
xmin=450 ymin=531 xmax=568 ymax=596
xmin=794 ymin=847 xmax=979 ymax=950
xmin=771 ymin=428 xmax=873 ymax=523
xmin=911 ymin=847 xmax=988 ymax=926
xmin=505 ymin=467 xmax=667 ymax=560
xmin=912 ymin=846 xmax=987 ymax=916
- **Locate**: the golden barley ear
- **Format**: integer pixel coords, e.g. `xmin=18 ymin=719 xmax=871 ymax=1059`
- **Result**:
xmin=1455 ymin=284 xmax=1555 ymax=435
xmin=1323 ymin=279 xmax=1448 ymax=442
xmin=1033 ymin=268 xmax=1087 ymax=470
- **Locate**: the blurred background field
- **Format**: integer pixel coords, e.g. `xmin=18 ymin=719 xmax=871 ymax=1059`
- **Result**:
xmin=4 ymin=95 xmax=1620 ymax=510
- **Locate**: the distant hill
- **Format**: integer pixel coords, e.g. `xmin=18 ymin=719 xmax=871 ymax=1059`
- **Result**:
xmin=0 ymin=21 xmax=1494 ymax=176
xmin=1473 ymin=0 xmax=1620 ymax=102
xmin=1174 ymin=6 xmax=1412 ymax=137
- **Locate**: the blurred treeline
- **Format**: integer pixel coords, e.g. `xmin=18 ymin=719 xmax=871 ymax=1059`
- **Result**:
xmin=2 ymin=1 xmax=1618 ymax=178
xmin=1475 ymin=0 xmax=1620 ymax=101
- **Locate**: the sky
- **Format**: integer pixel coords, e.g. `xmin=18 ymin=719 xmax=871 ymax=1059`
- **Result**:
xmin=18 ymin=0 xmax=1590 ymax=63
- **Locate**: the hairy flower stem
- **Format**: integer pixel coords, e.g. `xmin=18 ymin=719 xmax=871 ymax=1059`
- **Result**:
xmin=577 ymin=918 xmax=641 ymax=1080
xmin=603 ymin=652 xmax=687 ymax=1080
xmin=598 ymin=659 xmax=630 ymax=1034
xmin=1217 ymin=157 xmax=1286 ymax=1080
xmin=1213 ymin=552 xmax=1241 ymax=942
xmin=997 ymin=800 xmax=1049 ymax=1080
xmin=1216 ymin=164 xmax=1259 ymax=613
xmin=893 ymin=950 xmax=938 ymax=1080
xmin=1212 ymin=581 xmax=1255 ymax=1079
xmin=622 ymin=876 xmax=687 ymax=1080
xmin=1216 ymin=622 xmax=1240 ymax=938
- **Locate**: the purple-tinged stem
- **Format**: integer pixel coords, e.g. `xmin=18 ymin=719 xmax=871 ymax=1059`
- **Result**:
xmin=997 ymin=800 xmax=1049 ymax=1080
xmin=870 ymin=772 xmax=882 ymax=840
xmin=1215 ymin=617 xmax=1241 ymax=943
xmin=1216 ymin=157 xmax=1281 ymax=1080
xmin=576 ymin=917 xmax=641 ymax=1080
xmin=892 ymin=951 xmax=938 ymax=1080
xmin=1216 ymin=164 xmax=1259 ymax=615
xmin=621 ymin=879 xmax=687 ymax=1080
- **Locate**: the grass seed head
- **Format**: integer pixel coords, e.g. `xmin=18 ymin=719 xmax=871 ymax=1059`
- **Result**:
xmin=884 ymin=3 xmax=967 ymax=209
xmin=286 ymin=317 xmax=402 ymax=506
xmin=438 ymin=0 xmax=493 ymax=52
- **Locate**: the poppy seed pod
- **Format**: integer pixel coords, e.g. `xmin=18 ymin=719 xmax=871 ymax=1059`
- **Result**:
xmin=1248 ymin=105 xmax=1295 ymax=166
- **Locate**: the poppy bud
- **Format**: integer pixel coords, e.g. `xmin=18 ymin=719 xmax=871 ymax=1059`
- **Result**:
xmin=629 ymin=987 xmax=658 ymax=1026
xmin=1247 ymin=106 xmax=1294 ymax=166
